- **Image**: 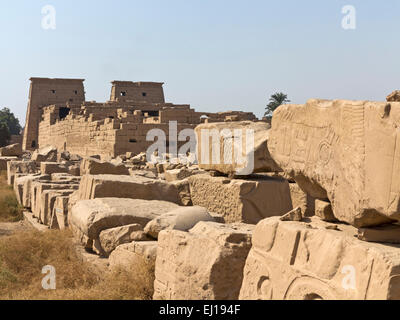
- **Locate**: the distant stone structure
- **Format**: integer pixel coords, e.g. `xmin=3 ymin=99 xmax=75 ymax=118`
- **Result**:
xmin=22 ymin=78 xmax=257 ymax=158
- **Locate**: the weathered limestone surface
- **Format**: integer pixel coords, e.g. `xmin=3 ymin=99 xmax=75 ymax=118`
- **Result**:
xmin=195 ymin=121 xmax=281 ymax=175
xmin=80 ymin=157 xmax=130 ymax=175
xmin=109 ymin=241 xmax=158 ymax=270
xmin=154 ymin=222 xmax=254 ymax=300
xmin=387 ymin=91 xmax=400 ymax=102
xmin=239 ymin=217 xmax=400 ymax=300
xmin=0 ymin=157 xmax=18 ymax=171
xmin=40 ymin=162 xmax=69 ymax=175
xmin=289 ymin=183 xmax=315 ymax=217
xmin=269 ymin=99 xmax=400 ymax=227
xmin=70 ymin=198 xmax=179 ymax=245
xmin=144 ymin=206 xmax=214 ymax=239
xmin=7 ymin=160 xmax=37 ymax=185
xmin=189 ymin=174 xmax=292 ymax=224
xmin=31 ymin=145 xmax=57 ymax=163
xmin=77 ymin=174 xmax=184 ymax=205
xmin=99 ymin=224 xmax=149 ymax=256
xmin=13 ymin=174 xmax=50 ymax=207
xmin=0 ymin=143 xmax=22 ymax=157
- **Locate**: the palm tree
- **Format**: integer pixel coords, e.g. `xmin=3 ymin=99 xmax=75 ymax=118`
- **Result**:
xmin=265 ymin=92 xmax=290 ymax=117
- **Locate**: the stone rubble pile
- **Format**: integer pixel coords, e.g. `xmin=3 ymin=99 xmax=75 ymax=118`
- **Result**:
xmin=5 ymin=98 xmax=400 ymax=300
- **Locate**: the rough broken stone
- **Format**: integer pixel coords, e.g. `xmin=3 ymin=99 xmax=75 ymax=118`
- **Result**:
xmin=387 ymin=91 xmax=400 ymax=102
xmin=7 ymin=160 xmax=37 ymax=185
xmin=188 ymin=174 xmax=292 ymax=224
xmin=144 ymin=206 xmax=214 ymax=239
xmin=239 ymin=217 xmax=400 ymax=300
xmin=80 ymin=157 xmax=130 ymax=175
xmin=154 ymin=221 xmax=254 ymax=300
xmin=269 ymin=99 xmax=400 ymax=227
xmin=13 ymin=174 xmax=50 ymax=207
xmin=164 ymin=168 xmax=202 ymax=182
xmin=315 ymin=199 xmax=337 ymax=222
xmin=0 ymin=157 xmax=18 ymax=171
xmin=31 ymin=146 xmax=57 ymax=163
xmin=358 ymin=225 xmax=400 ymax=244
xmin=40 ymin=162 xmax=69 ymax=175
xmin=109 ymin=241 xmax=158 ymax=270
xmin=280 ymin=207 xmax=303 ymax=222
xmin=77 ymin=174 xmax=184 ymax=205
xmin=0 ymin=143 xmax=22 ymax=157
xmin=289 ymin=183 xmax=315 ymax=217
xmin=195 ymin=121 xmax=281 ymax=175
xmin=99 ymin=224 xmax=146 ymax=256
xmin=70 ymin=198 xmax=179 ymax=247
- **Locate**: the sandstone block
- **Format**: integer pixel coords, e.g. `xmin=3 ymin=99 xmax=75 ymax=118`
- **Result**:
xmin=31 ymin=145 xmax=57 ymax=163
xmin=40 ymin=162 xmax=69 ymax=175
xmin=77 ymin=174 xmax=184 ymax=205
xmin=358 ymin=225 xmax=400 ymax=244
xmin=109 ymin=241 xmax=158 ymax=271
xmin=0 ymin=157 xmax=17 ymax=171
xmin=195 ymin=121 xmax=281 ymax=175
xmin=99 ymin=224 xmax=148 ymax=256
xmin=0 ymin=143 xmax=22 ymax=157
xmin=289 ymin=183 xmax=315 ymax=217
xmin=7 ymin=160 xmax=37 ymax=185
xmin=70 ymin=198 xmax=179 ymax=247
xmin=239 ymin=217 xmax=400 ymax=300
xmin=80 ymin=157 xmax=129 ymax=175
xmin=189 ymin=174 xmax=292 ymax=224
xmin=52 ymin=196 xmax=70 ymax=230
xmin=13 ymin=174 xmax=50 ymax=207
xmin=144 ymin=206 xmax=214 ymax=239
xmin=164 ymin=168 xmax=202 ymax=182
xmin=315 ymin=199 xmax=337 ymax=222
xmin=154 ymin=222 xmax=254 ymax=300
xmin=269 ymin=99 xmax=400 ymax=227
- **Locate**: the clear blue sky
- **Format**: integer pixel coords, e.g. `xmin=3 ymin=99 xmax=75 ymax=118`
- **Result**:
xmin=1 ymin=0 xmax=399 ymax=125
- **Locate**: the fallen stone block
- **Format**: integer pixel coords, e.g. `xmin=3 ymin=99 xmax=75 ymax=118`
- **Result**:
xmin=195 ymin=121 xmax=281 ymax=175
xmin=7 ymin=160 xmax=37 ymax=185
xmin=109 ymin=241 xmax=158 ymax=271
xmin=269 ymin=99 xmax=400 ymax=227
xmin=387 ymin=90 xmax=400 ymax=102
xmin=13 ymin=174 xmax=50 ymax=207
xmin=154 ymin=221 xmax=254 ymax=300
xmin=289 ymin=183 xmax=315 ymax=217
xmin=70 ymin=198 xmax=179 ymax=248
xmin=99 ymin=224 xmax=149 ymax=256
xmin=164 ymin=168 xmax=202 ymax=182
xmin=144 ymin=206 xmax=214 ymax=239
xmin=51 ymin=196 xmax=70 ymax=230
xmin=358 ymin=225 xmax=400 ymax=244
xmin=41 ymin=189 xmax=76 ymax=226
xmin=315 ymin=199 xmax=337 ymax=222
xmin=189 ymin=174 xmax=292 ymax=224
xmin=31 ymin=145 xmax=57 ymax=163
xmin=40 ymin=162 xmax=69 ymax=175
xmin=0 ymin=157 xmax=18 ymax=171
xmin=0 ymin=143 xmax=22 ymax=157
xmin=77 ymin=174 xmax=184 ymax=205
xmin=80 ymin=157 xmax=129 ymax=175
xmin=280 ymin=207 xmax=303 ymax=222
xmin=239 ymin=216 xmax=400 ymax=300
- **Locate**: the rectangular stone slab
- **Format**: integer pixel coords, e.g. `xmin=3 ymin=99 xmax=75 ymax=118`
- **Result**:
xmin=239 ymin=217 xmax=400 ymax=300
xmin=188 ymin=174 xmax=292 ymax=224
xmin=154 ymin=222 xmax=254 ymax=300
xmin=269 ymin=99 xmax=400 ymax=227
xmin=195 ymin=121 xmax=281 ymax=175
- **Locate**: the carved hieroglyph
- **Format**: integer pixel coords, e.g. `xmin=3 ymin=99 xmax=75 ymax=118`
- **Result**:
xmin=239 ymin=217 xmax=400 ymax=300
xmin=269 ymin=99 xmax=400 ymax=227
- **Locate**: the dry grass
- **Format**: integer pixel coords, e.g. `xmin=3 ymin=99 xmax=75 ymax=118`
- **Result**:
xmin=0 ymin=229 xmax=154 ymax=300
xmin=0 ymin=171 xmax=23 ymax=222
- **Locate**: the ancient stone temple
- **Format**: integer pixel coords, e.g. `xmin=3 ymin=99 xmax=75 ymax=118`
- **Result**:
xmin=23 ymin=78 xmax=257 ymax=158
